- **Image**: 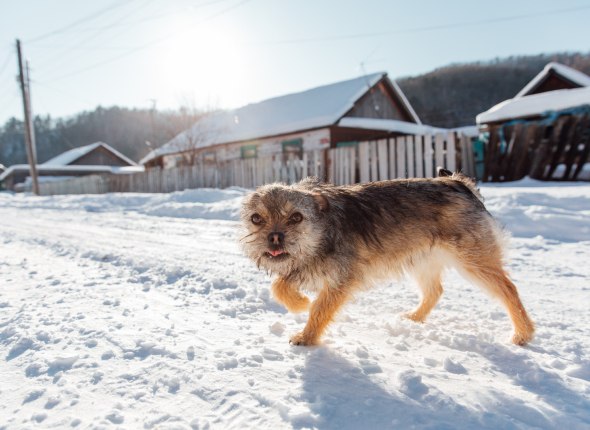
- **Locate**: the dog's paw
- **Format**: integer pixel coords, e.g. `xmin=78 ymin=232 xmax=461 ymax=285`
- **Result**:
xmin=402 ymin=311 xmax=426 ymax=323
xmin=511 ymin=331 xmax=533 ymax=346
xmin=289 ymin=332 xmax=317 ymax=346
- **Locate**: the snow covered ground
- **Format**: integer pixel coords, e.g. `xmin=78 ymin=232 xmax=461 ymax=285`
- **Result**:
xmin=0 ymin=180 xmax=589 ymax=429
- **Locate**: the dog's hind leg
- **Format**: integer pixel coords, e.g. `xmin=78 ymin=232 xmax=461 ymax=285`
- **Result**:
xmin=455 ymin=247 xmax=535 ymax=345
xmin=271 ymin=277 xmax=310 ymax=313
xmin=405 ymin=256 xmax=444 ymax=323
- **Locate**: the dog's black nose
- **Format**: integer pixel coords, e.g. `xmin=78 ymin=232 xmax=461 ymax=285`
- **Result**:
xmin=268 ymin=232 xmax=285 ymax=245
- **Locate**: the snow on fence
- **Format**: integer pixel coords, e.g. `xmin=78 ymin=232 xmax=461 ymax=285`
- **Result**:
xmin=39 ymin=132 xmax=464 ymax=195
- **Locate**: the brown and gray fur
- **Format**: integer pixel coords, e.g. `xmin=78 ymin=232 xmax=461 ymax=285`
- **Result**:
xmin=240 ymin=172 xmax=534 ymax=347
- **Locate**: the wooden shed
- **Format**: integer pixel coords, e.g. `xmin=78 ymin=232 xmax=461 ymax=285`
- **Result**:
xmin=477 ymin=63 xmax=590 ymax=182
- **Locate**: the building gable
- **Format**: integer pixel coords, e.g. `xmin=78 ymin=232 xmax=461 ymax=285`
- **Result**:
xmin=71 ymin=146 xmax=131 ymax=167
xmin=523 ymin=70 xmax=584 ymax=96
xmin=43 ymin=142 xmax=136 ymax=167
xmin=343 ymin=80 xmax=417 ymax=123
xmin=516 ymin=62 xmax=590 ymax=98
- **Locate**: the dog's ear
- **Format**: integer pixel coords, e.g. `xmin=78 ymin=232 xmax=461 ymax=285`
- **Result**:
xmin=312 ymin=192 xmax=329 ymax=212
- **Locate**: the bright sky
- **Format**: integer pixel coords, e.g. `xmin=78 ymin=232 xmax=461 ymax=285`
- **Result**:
xmin=0 ymin=0 xmax=589 ymax=125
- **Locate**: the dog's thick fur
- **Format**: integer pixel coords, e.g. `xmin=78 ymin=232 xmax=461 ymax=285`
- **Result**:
xmin=240 ymin=173 xmax=534 ymax=346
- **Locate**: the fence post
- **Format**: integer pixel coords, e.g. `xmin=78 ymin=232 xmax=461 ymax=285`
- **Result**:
xmin=406 ymin=135 xmax=415 ymax=178
xmin=369 ymin=141 xmax=378 ymax=181
xmin=446 ymin=131 xmax=457 ymax=173
xmin=396 ymin=137 xmax=406 ymax=178
xmin=349 ymin=146 xmax=357 ymax=184
xmin=424 ymin=134 xmax=434 ymax=178
xmin=415 ymin=135 xmax=424 ymax=178
xmin=388 ymin=138 xmax=396 ymax=179
xmin=359 ymin=142 xmax=370 ymax=183
xmin=377 ymin=139 xmax=388 ymax=181
xmin=435 ymin=133 xmax=445 ymax=171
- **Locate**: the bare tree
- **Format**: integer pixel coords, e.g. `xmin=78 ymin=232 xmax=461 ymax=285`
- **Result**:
xmin=162 ymin=97 xmax=227 ymax=166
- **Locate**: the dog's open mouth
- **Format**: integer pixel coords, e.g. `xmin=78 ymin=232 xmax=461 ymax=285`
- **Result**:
xmin=264 ymin=249 xmax=290 ymax=260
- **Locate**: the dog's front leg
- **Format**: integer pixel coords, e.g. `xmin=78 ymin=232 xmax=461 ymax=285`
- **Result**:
xmin=290 ymin=285 xmax=349 ymax=346
xmin=271 ymin=277 xmax=310 ymax=313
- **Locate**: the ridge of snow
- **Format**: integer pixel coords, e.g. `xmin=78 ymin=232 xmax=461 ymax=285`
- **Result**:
xmin=476 ymin=86 xmax=590 ymax=124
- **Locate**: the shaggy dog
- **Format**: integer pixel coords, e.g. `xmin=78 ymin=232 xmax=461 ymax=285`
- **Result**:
xmin=240 ymin=171 xmax=534 ymax=346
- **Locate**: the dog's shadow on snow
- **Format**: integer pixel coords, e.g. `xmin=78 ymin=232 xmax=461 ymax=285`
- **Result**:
xmin=294 ymin=346 xmax=554 ymax=430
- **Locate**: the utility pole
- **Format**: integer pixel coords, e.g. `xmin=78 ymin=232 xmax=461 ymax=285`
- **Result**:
xmin=16 ymin=39 xmax=40 ymax=195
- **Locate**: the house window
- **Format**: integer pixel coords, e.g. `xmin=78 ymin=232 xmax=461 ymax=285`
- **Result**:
xmin=241 ymin=145 xmax=257 ymax=159
xmin=282 ymin=138 xmax=303 ymax=158
xmin=336 ymin=141 xmax=358 ymax=148
xmin=202 ymin=151 xmax=216 ymax=163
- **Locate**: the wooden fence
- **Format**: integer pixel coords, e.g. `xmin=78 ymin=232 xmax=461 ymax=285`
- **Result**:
xmin=39 ymin=132 xmax=467 ymax=195
xmin=484 ymin=110 xmax=590 ymax=182
xmin=328 ymin=132 xmax=462 ymax=185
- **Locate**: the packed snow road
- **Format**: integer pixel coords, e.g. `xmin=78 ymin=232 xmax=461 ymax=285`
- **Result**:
xmin=0 ymin=182 xmax=589 ymax=429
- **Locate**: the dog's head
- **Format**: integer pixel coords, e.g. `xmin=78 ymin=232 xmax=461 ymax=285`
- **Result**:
xmin=240 ymin=180 xmax=329 ymax=275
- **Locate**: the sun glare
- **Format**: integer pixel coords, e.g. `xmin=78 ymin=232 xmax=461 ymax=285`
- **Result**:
xmin=155 ymin=13 xmax=251 ymax=110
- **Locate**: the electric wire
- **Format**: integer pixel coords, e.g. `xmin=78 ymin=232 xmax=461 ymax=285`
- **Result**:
xmin=24 ymin=0 xmax=135 ymax=44
xmin=37 ymin=0 xmax=253 ymax=83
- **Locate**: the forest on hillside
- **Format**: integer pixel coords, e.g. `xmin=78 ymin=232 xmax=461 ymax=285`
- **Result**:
xmin=0 ymin=107 xmax=203 ymax=167
xmin=398 ymin=52 xmax=590 ymax=128
xmin=1 ymin=52 xmax=589 ymax=167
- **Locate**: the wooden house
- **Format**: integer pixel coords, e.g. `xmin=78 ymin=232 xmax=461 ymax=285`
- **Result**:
xmin=141 ymin=72 xmax=443 ymax=169
xmin=476 ymin=63 xmax=590 ymax=182
xmin=0 ymin=142 xmax=141 ymax=191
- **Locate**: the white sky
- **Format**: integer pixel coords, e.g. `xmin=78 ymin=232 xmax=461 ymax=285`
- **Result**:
xmin=0 ymin=0 xmax=589 ymax=124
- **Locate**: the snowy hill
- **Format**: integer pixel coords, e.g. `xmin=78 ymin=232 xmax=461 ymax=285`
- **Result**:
xmin=0 ymin=181 xmax=589 ymax=429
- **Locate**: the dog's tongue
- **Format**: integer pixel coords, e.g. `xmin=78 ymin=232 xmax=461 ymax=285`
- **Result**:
xmin=269 ymin=249 xmax=284 ymax=257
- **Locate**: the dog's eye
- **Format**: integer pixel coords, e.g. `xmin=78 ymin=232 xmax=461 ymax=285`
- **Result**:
xmin=289 ymin=212 xmax=303 ymax=224
xmin=251 ymin=213 xmax=263 ymax=225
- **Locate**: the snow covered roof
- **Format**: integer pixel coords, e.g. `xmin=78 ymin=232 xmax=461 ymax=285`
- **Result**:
xmin=0 ymin=164 xmax=144 ymax=181
xmin=140 ymin=72 xmax=420 ymax=164
xmin=476 ymin=86 xmax=590 ymax=125
xmin=43 ymin=142 xmax=137 ymax=166
xmin=515 ymin=62 xmax=590 ymax=98
xmin=338 ymin=117 xmax=446 ymax=135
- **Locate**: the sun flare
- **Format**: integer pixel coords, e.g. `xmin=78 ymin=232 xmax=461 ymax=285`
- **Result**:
xmin=155 ymin=14 xmax=251 ymax=109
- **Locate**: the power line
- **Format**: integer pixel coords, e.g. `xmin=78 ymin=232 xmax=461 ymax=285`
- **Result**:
xmin=24 ymin=0 xmax=134 ymax=44
xmin=49 ymin=0 xmax=233 ymax=35
xmin=38 ymin=0 xmax=253 ymax=83
xmin=263 ymin=4 xmax=590 ymax=45
xmin=34 ymin=0 xmax=158 ymax=72
xmin=0 ymin=50 xmax=14 ymax=76
xmin=31 ymin=79 xmax=95 ymax=106
xmin=0 ymin=88 xmax=20 ymax=118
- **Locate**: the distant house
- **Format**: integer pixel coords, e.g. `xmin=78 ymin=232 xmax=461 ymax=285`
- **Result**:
xmin=43 ymin=141 xmax=136 ymax=167
xmin=476 ymin=63 xmax=590 ymax=181
xmin=514 ymin=62 xmax=590 ymax=98
xmin=0 ymin=142 xmax=142 ymax=192
xmin=141 ymin=72 xmax=444 ymax=168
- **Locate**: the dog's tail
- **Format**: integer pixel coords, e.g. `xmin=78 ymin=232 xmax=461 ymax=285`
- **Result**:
xmin=437 ymin=167 xmax=483 ymax=202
